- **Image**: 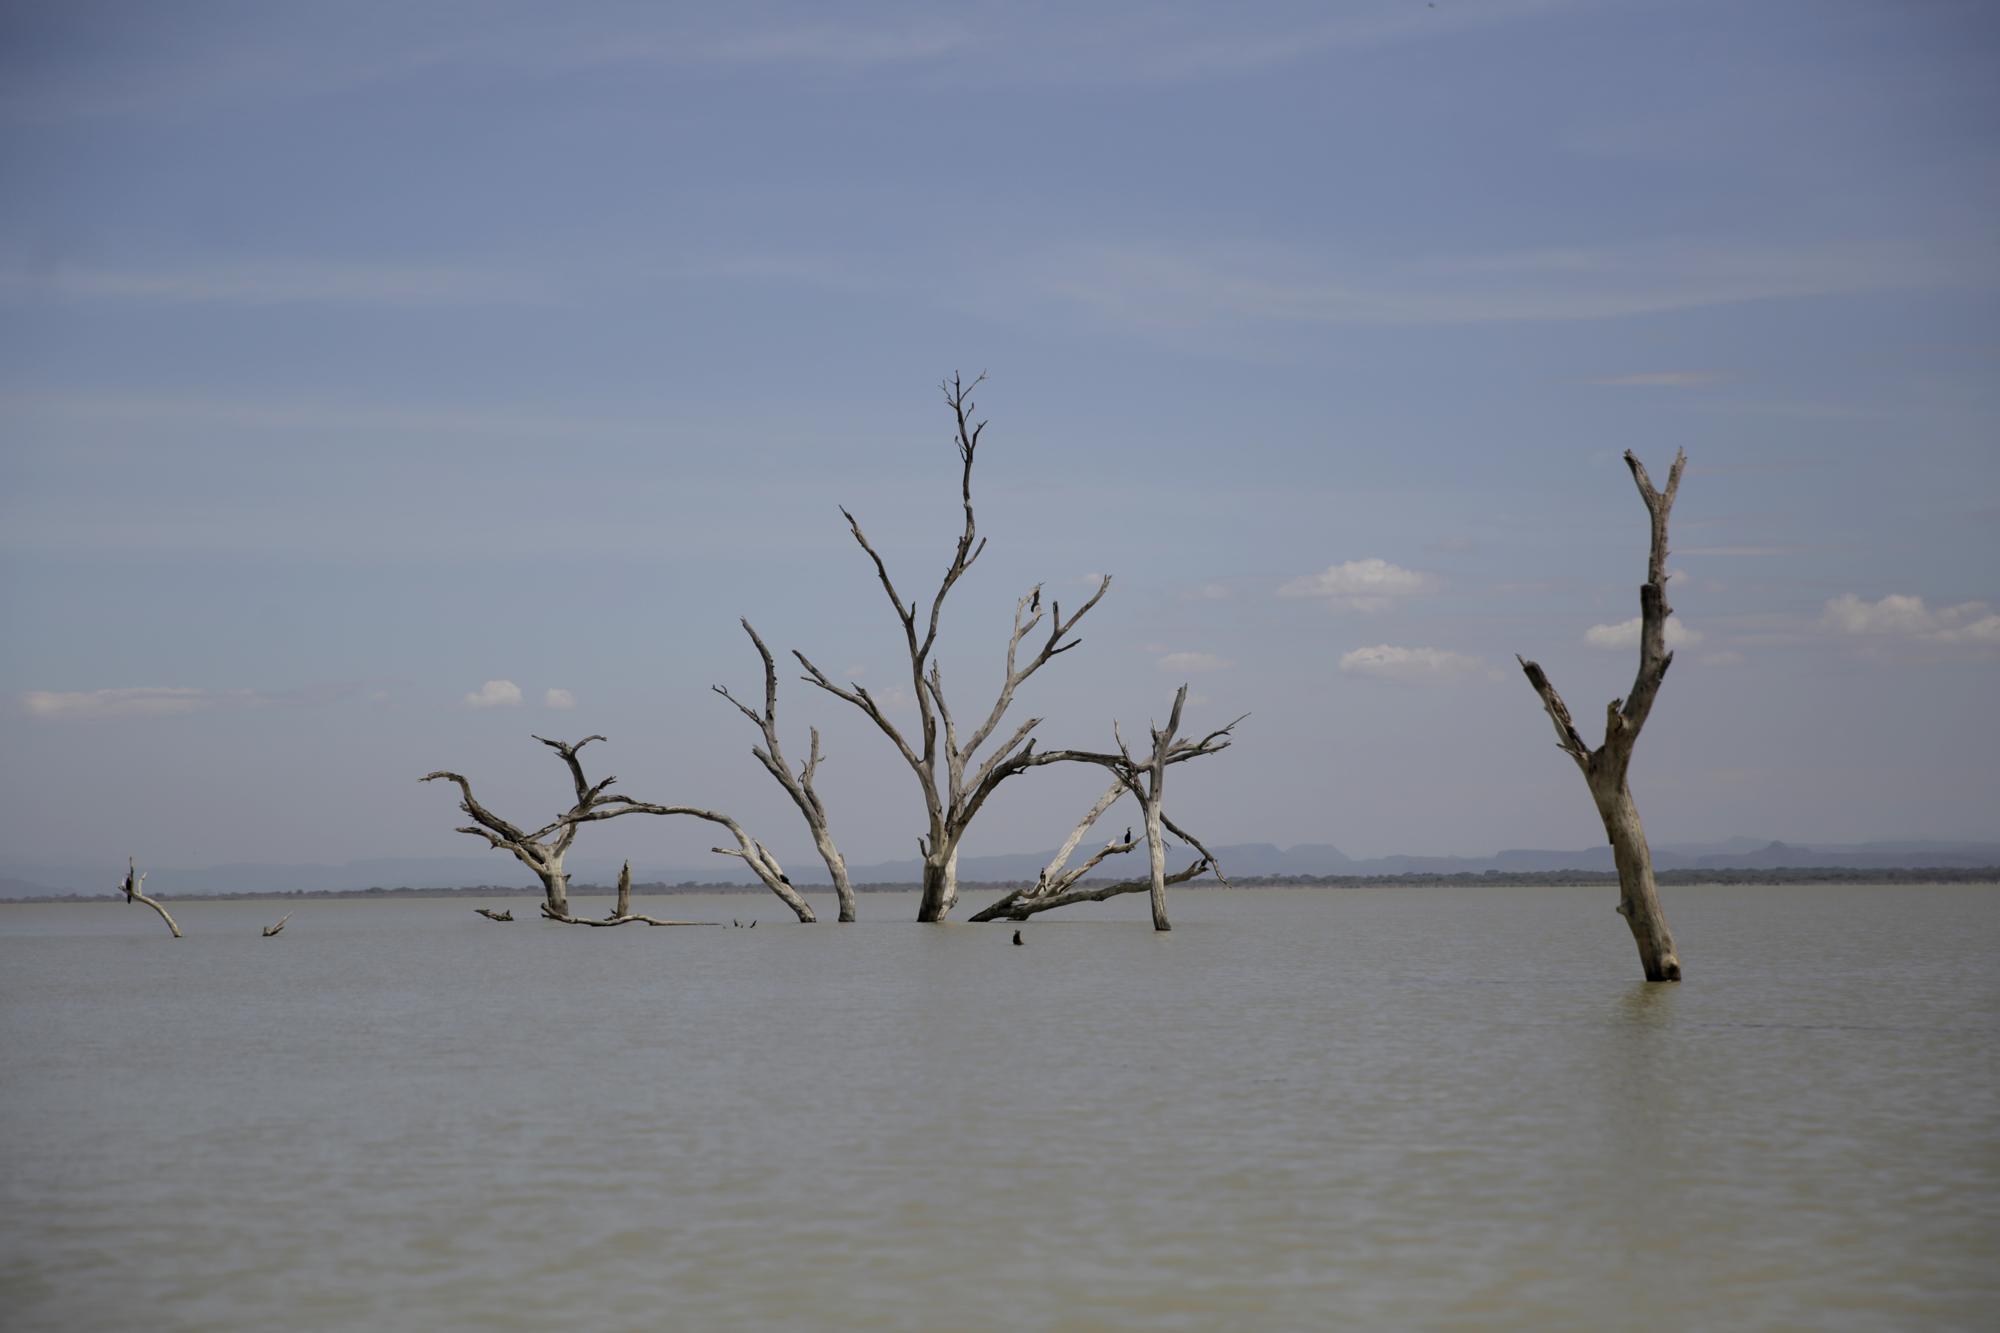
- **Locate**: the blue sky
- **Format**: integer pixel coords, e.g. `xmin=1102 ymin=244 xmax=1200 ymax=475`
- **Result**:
xmin=2 ymin=0 xmax=1995 ymax=877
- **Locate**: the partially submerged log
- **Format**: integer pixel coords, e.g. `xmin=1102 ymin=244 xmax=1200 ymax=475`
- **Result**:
xmin=1517 ymin=449 xmax=1688 ymax=982
xmin=261 ymin=912 xmax=292 ymax=937
xmin=118 ymin=857 xmax=181 ymax=938
xmin=474 ymin=908 xmax=514 ymax=922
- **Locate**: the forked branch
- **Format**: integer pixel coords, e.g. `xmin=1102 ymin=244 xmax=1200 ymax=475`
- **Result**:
xmin=118 ymin=856 xmax=181 ymax=938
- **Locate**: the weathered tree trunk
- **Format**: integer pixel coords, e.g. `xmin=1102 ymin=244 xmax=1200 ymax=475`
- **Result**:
xmin=119 ymin=857 xmax=181 ymax=938
xmin=1518 ymin=449 xmax=1687 ymax=983
xmin=610 ymin=860 xmax=632 ymax=920
xmin=1593 ymin=774 xmax=1678 ymax=980
xmin=1144 ymin=797 xmax=1169 ymax=932
xmin=538 ymin=863 xmax=570 ymax=918
xmin=918 ymin=845 xmax=959 ymax=923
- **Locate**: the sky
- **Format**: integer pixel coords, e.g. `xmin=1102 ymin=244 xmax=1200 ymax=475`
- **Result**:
xmin=1 ymin=0 xmax=1996 ymax=881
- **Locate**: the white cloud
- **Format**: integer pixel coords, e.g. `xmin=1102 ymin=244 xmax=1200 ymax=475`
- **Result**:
xmin=1278 ymin=558 xmax=1436 ymax=611
xmin=1584 ymin=616 xmax=1703 ymax=650
xmin=1158 ymin=651 xmax=1232 ymax=673
xmin=465 ymin=679 xmax=523 ymax=709
xmin=1823 ymin=594 xmax=2000 ymax=643
xmin=544 ymin=688 xmax=576 ymax=711
xmin=1338 ymin=645 xmax=1484 ymax=682
xmin=22 ymin=687 xmax=214 ymax=720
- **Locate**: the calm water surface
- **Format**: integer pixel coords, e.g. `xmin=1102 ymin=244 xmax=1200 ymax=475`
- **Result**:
xmin=2 ymin=884 xmax=1995 ymax=1331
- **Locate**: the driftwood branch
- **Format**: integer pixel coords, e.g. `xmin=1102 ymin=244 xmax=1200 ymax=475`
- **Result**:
xmin=118 ymin=857 xmax=181 ymax=938
xmin=261 ymin=912 xmax=292 ymax=937
xmin=1515 ymin=448 xmax=1688 ymax=982
xmin=474 ymin=908 xmax=514 ymax=922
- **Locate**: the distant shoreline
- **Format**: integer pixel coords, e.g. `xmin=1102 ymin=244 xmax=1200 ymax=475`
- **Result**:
xmin=6 ymin=865 xmax=1996 ymax=903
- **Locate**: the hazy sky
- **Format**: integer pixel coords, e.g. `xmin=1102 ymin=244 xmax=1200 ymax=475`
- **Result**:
xmin=2 ymin=0 xmax=1995 ymax=876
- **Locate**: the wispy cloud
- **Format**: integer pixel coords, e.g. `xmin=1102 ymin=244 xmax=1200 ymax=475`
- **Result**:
xmin=544 ymin=688 xmax=576 ymax=711
xmin=1279 ymin=558 xmax=1436 ymax=612
xmin=1822 ymin=594 xmax=1999 ymax=644
xmin=465 ymin=680 xmax=524 ymax=709
xmin=1157 ymin=651 xmax=1231 ymax=674
xmin=1338 ymin=645 xmax=1484 ymax=683
xmin=21 ymin=683 xmax=363 ymax=720
xmin=0 ymin=261 xmax=546 ymax=308
xmin=1584 ymin=616 xmax=1703 ymax=650
xmin=1033 ymin=237 xmax=1969 ymax=332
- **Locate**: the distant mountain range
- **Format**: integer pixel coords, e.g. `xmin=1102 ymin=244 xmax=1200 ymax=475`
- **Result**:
xmin=5 ymin=838 xmax=1998 ymax=898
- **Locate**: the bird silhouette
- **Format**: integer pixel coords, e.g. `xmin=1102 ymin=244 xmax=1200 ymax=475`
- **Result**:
xmin=1030 ymin=588 xmax=1040 ymax=613
xmin=1012 ymin=930 xmax=1024 ymax=946
xmin=1124 ymin=826 xmax=1133 ymax=844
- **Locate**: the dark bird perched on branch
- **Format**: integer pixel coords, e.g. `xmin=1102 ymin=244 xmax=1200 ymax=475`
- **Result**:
xmin=1030 ymin=588 xmax=1040 ymax=613
xmin=1012 ymin=930 xmax=1024 ymax=946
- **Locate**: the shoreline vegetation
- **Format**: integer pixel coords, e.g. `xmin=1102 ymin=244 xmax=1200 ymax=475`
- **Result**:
xmin=7 ymin=865 xmax=1996 ymax=904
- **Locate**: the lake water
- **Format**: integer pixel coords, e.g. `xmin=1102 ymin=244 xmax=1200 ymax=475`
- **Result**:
xmin=1 ymin=884 xmax=1994 ymax=1331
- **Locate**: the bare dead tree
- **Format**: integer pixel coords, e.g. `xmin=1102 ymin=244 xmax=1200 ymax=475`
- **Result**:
xmin=118 ymin=856 xmax=181 ymax=938
xmin=1517 ymin=449 xmax=1688 ymax=982
xmin=560 ymin=800 xmax=818 ymax=922
xmin=715 ymin=619 xmax=856 ymax=921
xmin=794 ymin=372 xmax=1112 ymax=921
xmin=1031 ymin=686 xmax=1241 ymax=931
xmin=420 ymin=734 xmax=651 ymax=919
xmin=261 ymin=912 xmax=292 ymax=937
xmin=967 ymin=773 xmax=1227 ymax=923
xmin=474 ymin=908 xmax=514 ymax=922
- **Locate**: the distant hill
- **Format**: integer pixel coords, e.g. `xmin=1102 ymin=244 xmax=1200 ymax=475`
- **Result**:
xmin=5 ymin=838 xmax=1998 ymax=898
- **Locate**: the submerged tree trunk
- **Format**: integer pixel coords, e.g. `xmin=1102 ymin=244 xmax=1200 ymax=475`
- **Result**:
xmin=1144 ymin=796 xmax=1169 ymax=932
xmin=1517 ymin=449 xmax=1688 ymax=983
xmin=610 ymin=860 xmax=632 ymax=920
xmin=1593 ymin=775 xmax=1679 ymax=981
xmin=918 ymin=846 xmax=959 ymax=923
xmin=538 ymin=862 xmax=570 ymax=918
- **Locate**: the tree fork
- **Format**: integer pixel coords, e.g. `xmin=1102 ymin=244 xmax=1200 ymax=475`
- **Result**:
xmin=1517 ymin=448 xmax=1687 ymax=982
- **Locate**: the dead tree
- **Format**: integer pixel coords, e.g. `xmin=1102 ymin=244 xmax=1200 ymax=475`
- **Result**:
xmin=715 ymin=619 xmax=856 ymax=921
xmin=1013 ymin=686 xmax=1240 ymax=931
xmin=967 ymin=771 xmax=1228 ymax=924
xmin=262 ymin=912 xmax=292 ymax=937
xmin=1517 ymin=449 xmax=1687 ymax=982
xmin=421 ymin=734 xmax=650 ymax=919
xmin=474 ymin=908 xmax=514 ymax=922
xmin=559 ymin=801 xmax=819 ymax=922
xmin=795 ymin=372 xmax=1111 ymax=921
xmin=118 ymin=856 xmax=181 ymax=938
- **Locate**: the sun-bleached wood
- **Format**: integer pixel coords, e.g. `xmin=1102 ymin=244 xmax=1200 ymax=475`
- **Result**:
xmin=968 ymin=775 xmax=1224 ymax=923
xmin=716 ymin=619 xmax=856 ymax=921
xmin=420 ymin=733 xmax=652 ymax=919
xmin=261 ymin=912 xmax=292 ymax=937
xmin=561 ymin=801 xmax=818 ymax=922
xmin=118 ymin=856 xmax=181 ymax=938
xmin=794 ymin=372 xmax=1113 ymax=921
xmin=1517 ymin=449 xmax=1687 ymax=982
xmin=474 ymin=908 xmax=514 ymax=922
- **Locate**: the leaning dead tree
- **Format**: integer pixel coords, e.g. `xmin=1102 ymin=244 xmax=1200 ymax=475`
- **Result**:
xmin=560 ymin=801 xmax=820 ymax=922
xmin=795 ymin=372 xmax=1112 ymax=921
xmin=973 ymin=686 xmax=1238 ymax=930
xmin=715 ymin=619 xmax=856 ymax=921
xmin=421 ymin=734 xmax=649 ymax=920
xmin=1518 ymin=449 xmax=1687 ymax=982
xmin=118 ymin=856 xmax=181 ymax=938
xmin=262 ymin=912 xmax=292 ymax=937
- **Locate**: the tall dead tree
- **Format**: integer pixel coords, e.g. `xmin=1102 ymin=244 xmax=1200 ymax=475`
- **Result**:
xmin=1517 ymin=449 xmax=1687 ymax=982
xmin=421 ymin=734 xmax=647 ymax=919
xmin=118 ymin=856 xmax=181 ymax=937
xmin=795 ymin=372 xmax=1111 ymax=922
xmin=715 ymin=619 xmax=856 ymax=921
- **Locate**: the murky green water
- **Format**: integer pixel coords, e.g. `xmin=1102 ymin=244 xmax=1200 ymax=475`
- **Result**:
xmin=2 ymin=884 xmax=1994 ymax=1330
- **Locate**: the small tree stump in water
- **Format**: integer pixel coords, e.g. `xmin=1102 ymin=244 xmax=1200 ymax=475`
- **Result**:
xmin=262 ymin=912 xmax=292 ymax=937
xmin=474 ymin=908 xmax=514 ymax=922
